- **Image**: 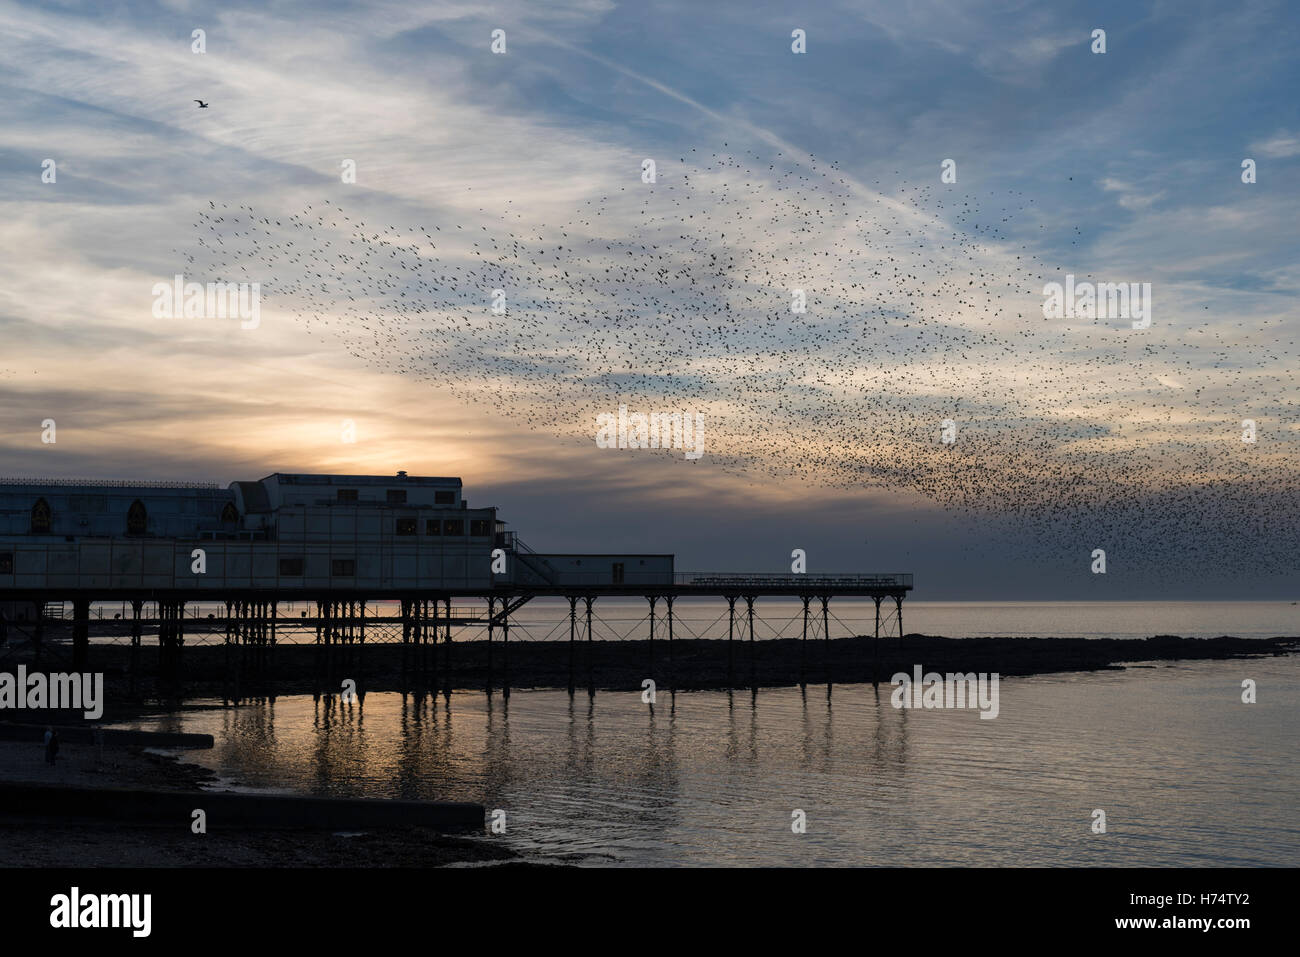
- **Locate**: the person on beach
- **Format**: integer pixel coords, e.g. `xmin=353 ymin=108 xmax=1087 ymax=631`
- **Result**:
xmin=44 ymin=727 xmax=59 ymax=765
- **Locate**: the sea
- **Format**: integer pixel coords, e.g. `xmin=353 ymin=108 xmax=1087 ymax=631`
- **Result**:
xmin=111 ymin=600 xmax=1298 ymax=866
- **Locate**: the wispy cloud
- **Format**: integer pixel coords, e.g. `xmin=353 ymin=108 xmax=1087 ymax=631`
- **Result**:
xmin=1 ymin=0 xmax=1296 ymax=595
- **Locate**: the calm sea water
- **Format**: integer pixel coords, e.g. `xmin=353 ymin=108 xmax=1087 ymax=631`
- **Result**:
xmin=119 ymin=652 xmax=1300 ymax=866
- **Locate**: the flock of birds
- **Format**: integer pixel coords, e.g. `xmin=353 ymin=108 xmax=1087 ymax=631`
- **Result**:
xmin=178 ymin=148 xmax=1298 ymax=581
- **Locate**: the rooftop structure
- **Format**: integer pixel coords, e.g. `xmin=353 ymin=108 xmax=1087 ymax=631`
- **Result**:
xmin=0 ymin=471 xmax=671 ymax=595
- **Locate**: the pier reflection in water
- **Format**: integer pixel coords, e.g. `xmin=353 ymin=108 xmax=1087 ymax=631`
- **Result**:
xmin=120 ymin=655 xmax=1300 ymax=866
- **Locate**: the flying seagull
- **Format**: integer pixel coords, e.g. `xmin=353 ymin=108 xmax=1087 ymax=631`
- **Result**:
xmin=194 ymin=99 xmax=209 ymax=108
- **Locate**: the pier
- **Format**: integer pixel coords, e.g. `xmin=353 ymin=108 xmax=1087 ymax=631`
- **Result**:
xmin=0 ymin=470 xmax=911 ymax=699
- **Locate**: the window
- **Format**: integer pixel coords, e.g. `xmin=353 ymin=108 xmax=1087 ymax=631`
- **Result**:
xmin=279 ymin=557 xmax=304 ymax=576
xmin=30 ymin=498 xmax=51 ymax=534
xmin=470 ymin=519 xmax=492 ymax=537
xmin=126 ymin=499 xmax=148 ymax=535
xmin=332 ymin=559 xmax=356 ymax=576
xmin=443 ymin=519 xmax=464 ymax=536
xmin=220 ymin=502 xmax=239 ymax=522
xmin=387 ymin=489 xmax=407 ymax=504
xmin=336 ymin=489 xmax=358 ymax=503
xmin=0 ymin=553 xmax=12 ymax=574
xmin=435 ymin=490 xmax=455 ymax=505
xmin=426 ymin=519 xmax=442 ymax=536
xmin=396 ymin=518 xmax=417 ymax=536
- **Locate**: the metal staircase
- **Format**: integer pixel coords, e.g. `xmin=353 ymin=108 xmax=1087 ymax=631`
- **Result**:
xmin=510 ymin=537 xmax=559 ymax=585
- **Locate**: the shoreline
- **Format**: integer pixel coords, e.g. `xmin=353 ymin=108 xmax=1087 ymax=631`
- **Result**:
xmin=2 ymin=632 xmax=1295 ymax=721
xmin=0 ymin=741 xmax=522 ymax=869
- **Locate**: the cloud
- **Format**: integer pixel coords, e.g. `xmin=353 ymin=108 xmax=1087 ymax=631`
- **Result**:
xmin=1 ymin=0 xmax=1297 ymax=594
xmin=1249 ymin=131 xmax=1300 ymax=158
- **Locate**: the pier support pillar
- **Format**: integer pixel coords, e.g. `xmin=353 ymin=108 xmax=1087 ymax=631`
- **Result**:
xmin=129 ymin=599 xmax=143 ymax=696
xmin=222 ymin=601 xmax=235 ymax=701
xmin=665 ymin=596 xmax=675 ymax=693
xmin=567 ymin=596 xmax=577 ymax=697
xmin=820 ymin=596 xmax=831 ymax=691
xmin=895 ymin=595 xmax=904 ymax=640
xmin=410 ymin=599 xmax=421 ymax=692
xmin=873 ymin=596 xmax=883 ymax=681
xmin=33 ymin=605 xmax=44 ymax=664
xmin=330 ymin=599 xmax=339 ymax=691
xmin=585 ymin=596 xmax=595 ymax=697
xmin=483 ymin=595 xmax=491 ymax=691
xmin=501 ymin=597 xmax=510 ymax=700
xmin=314 ymin=599 xmax=326 ymax=693
xmin=726 ymin=596 xmax=737 ymax=689
xmin=179 ymin=601 xmax=186 ymax=673
xmin=400 ymin=598 xmax=411 ymax=678
xmin=800 ymin=596 xmax=811 ymax=684
xmin=443 ymin=595 xmax=453 ymax=698
xmin=745 ymin=596 xmax=756 ymax=691
xmin=72 ymin=597 xmax=90 ymax=670
xmin=486 ymin=597 xmax=496 ymax=694
xmin=158 ymin=601 xmax=169 ymax=687
xmin=158 ymin=599 xmax=185 ymax=692
xmin=646 ymin=596 xmax=657 ymax=677
xmin=428 ymin=599 xmax=437 ymax=693
xmin=269 ymin=599 xmax=279 ymax=684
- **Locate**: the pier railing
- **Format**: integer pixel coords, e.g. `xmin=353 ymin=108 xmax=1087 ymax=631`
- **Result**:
xmin=500 ymin=571 xmax=913 ymax=590
xmin=679 ymin=572 xmax=911 ymax=588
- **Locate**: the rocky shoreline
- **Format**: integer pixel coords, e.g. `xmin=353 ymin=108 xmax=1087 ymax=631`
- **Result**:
xmin=20 ymin=632 xmax=1295 ymax=715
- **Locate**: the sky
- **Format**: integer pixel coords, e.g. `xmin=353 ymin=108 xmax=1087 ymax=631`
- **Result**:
xmin=1 ymin=0 xmax=1297 ymax=599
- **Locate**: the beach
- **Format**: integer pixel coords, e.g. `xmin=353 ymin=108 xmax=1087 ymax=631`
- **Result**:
xmin=0 ymin=738 xmax=520 ymax=867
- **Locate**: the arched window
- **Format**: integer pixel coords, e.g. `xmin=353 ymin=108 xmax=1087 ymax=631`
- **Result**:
xmin=30 ymin=498 xmax=51 ymax=533
xmin=126 ymin=499 xmax=147 ymax=535
xmin=220 ymin=502 xmax=239 ymax=523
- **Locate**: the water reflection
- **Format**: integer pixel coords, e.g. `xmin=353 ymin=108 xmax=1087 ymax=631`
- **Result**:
xmin=119 ymin=657 xmax=1300 ymax=866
